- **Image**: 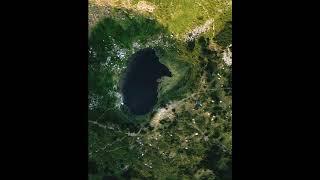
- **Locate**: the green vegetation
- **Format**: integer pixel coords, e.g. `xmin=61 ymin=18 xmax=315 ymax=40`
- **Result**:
xmin=130 ymin=0 xmax=231 ymax=38
xmin=214 ymin=21 xmax=232 ymax=48
xmin=89 ymin=1 xmax=231 ymax=179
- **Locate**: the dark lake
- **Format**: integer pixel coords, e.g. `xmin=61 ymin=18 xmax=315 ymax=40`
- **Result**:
xmin=121 ymin=48 xmax=172 ymax=115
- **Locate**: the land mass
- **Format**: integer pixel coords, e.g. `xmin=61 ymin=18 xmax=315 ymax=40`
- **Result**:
xmin=89 ymin=1 xmax=232 ymax=179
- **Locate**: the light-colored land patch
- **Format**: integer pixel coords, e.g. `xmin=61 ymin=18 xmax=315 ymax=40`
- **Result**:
xmin=136 ymin=1 xmax=155 ymax=12
xmin=150 ymin=101 xmax=178 ymax=128
xmin=185 ymin=19 xmax=214 ymax=41
xmin=223 ymin=44 xmax=232 ymax=66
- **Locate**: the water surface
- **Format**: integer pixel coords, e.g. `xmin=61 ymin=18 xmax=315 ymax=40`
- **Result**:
xmin=121 ymin=48 xmax=172 ymax=115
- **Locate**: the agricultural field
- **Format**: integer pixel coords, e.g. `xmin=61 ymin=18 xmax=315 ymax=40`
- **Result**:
xmin=89 ymin=0 xmax=232 ymax=179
